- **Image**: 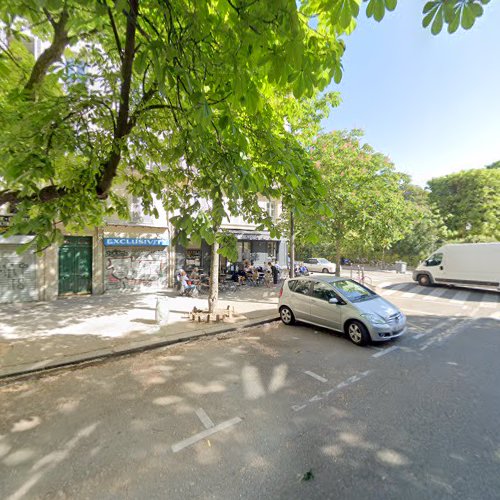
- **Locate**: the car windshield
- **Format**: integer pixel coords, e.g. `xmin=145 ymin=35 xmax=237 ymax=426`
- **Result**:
xmin=331 ymin=279 xmax=375 ymax=303
xmin=317 ymin=258 xmax=330 ymax=263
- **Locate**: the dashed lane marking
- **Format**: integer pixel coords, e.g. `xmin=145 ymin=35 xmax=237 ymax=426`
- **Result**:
xmin=371 ymin=345 xmax=399 ymax=358
xmin=171 ymin=417 xmax=242 ymax=453
xmin=304 ymin=371 xmax=328 ymax=383
xmin=291 ymin=370 xmax=371 ymax=412
xmin=419 ymin=316 xmax=478 ymax=351
xmin=195 ymin=408 xmax=215 ymax=430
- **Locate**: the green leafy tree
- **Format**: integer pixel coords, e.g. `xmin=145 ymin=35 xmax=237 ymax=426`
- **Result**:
xmin=296 ymin=130 xmax=414 ymax=274
xmin=387 ymin=184 xmax=449 ymax=266
xmin=428 ymin=168 xmax=500 ymax=241
xmin=0 ymin=0 xmax=491 ymax=249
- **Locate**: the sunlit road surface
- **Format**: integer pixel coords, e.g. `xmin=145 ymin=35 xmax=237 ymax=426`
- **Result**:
xmin=1 ymin=290 xmax=499 ymax=499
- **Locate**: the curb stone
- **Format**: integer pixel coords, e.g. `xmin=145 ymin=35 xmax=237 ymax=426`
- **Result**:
xmin=0 ymin=314 xmax=280 ymax=382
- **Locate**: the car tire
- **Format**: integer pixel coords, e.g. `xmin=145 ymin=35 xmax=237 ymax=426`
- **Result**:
xmin=280 ymin=306 xmax=295 ymax=325
xmin=417 ymin=274 xmax=431 ymax=286
xmin=322 ymin=268 xmax=329 ymax=273
xmin=346 ymin=320 xmax=370 ymax=346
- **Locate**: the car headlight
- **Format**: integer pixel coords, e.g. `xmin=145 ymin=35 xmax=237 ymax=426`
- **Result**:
xmin=361 ymin=313 xmax=387 ymax=325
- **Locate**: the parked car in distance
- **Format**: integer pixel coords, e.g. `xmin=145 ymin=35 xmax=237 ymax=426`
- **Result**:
xmin=278 ymin=275 xmax=407 ymax=346
xmin=304 ymin=258 xmax=336 ymax=274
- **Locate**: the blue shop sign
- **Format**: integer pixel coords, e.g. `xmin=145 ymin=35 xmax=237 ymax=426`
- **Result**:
xmin=103 ymin=238 xmax=169 ymax=247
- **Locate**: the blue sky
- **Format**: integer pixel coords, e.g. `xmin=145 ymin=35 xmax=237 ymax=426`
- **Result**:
xmin=322 ymin=2 xmax=500 ymax=187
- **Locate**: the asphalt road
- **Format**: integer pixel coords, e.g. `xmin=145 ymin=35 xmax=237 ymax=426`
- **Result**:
xmin=1 ymin=284 xmax=499 ymax=499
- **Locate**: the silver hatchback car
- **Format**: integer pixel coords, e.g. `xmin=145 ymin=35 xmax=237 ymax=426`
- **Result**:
xmin=278 ymin=275 xmax=407 ymax=346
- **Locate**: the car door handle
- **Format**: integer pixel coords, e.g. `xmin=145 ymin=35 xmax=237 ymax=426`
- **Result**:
xmin=439 ymin=266 xmax=443 ymax=270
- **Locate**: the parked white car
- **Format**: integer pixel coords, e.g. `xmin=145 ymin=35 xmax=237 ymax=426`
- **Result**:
xmin=278 ymin=275 xmax=407 ymax=346
xmin=304 ymin=258 xmax=336 ymax=274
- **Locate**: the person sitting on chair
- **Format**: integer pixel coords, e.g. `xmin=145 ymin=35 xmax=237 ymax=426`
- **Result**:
xmin=179 ymin=270 xmax=197 ymax=295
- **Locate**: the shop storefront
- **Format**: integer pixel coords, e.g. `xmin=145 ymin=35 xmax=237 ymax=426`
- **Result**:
xmin=231 ymin=231 xmax=284 ymax=268
xmin=178 ymin=231 xmax=287 ymax=274
xmin=103 ymin=237 xmax=170 ymax=292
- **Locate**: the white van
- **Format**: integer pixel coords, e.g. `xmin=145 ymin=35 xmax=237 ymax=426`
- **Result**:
xmin=413 ymin=243 xmax=500 ymax=291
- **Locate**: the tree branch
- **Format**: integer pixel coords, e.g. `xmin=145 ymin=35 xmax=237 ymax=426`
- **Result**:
xmin=0 ymin=186 xmax=69 ymax=206
xmin=96 ymin=0 xmax=139 ymax=198
xmin=24 ymin=7 xmax=70 ymax=97
xmin=107 ymin=5 xmax=123 ymax=61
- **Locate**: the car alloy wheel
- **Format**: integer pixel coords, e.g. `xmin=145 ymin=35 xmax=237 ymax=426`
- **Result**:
xmin=347 ymin=321 xmax=369 ymax=346
xmin=280 ymin=306 xmax=295 ymax=325
xmin=322 ymin=268 xmax=329 ymax=273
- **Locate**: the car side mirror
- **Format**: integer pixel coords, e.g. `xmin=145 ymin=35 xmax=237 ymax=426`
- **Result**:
xmin=329 ymin=297 xmax=340 ymax=305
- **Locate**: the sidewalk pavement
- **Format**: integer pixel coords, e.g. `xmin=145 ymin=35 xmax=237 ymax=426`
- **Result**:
xmin=0 ymin=270 xmax=411 ymax=380
xmin=0 ymin=284 xmax=282 ymax=380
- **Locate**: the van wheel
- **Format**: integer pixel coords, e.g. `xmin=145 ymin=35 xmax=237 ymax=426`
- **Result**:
xmin=280 ymin=306 xmax=295 ymax=325
xmin=418 ymin=274 xmax=431 ymax=286
xmin=346 ymin=321 xmax=370 ymax=346
xmin=322 ymin=268 xmax=329 ymax=273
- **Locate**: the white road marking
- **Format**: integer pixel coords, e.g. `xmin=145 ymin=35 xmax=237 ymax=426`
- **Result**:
xmin=380 ymin=282 xmax=410 ymax=297
xmin=335 ymin=371 xmax=371 ymax=389
xmin=479 ymin=295 xmax=500 ymax=309
xmin=419 ymin=317 xmax=476 ymax=351
xmin=377 ymin=282 xmax=394 ymax=289
xmin=372 ymin=345 xmax=399 ymax=358
xmin=450 ymin=290 xmax=470 ymax=305
xmin=413 ymin=333 xmax=426 ymax=339
xmin=195 ymin=408 xmax=214 ymax=430
xmin=171 ymin=417 xmax=242 ymax=453
xmin=292 ymin=371 xmax=371 ymax=412
xmin=304 ymin=371 xmax=328 ymax=383
xmin=401 ymin=307 xmax=439 ymax=316
xmin=423 ymin=287 xmax=449 ymax=301
xmin=309 ymin=395 xmax=323 ymax=402
xmin=402 ymin=285 xmax=423 ymax=298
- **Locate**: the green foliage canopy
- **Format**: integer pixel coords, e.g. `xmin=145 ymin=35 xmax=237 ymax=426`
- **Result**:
xmin=428 ymin=168 xmax=500 ymax=241
xmin=0 ymin=0 xmax=491 ymax=249
xmin=295 ymin=130 xmax=414 ymax=268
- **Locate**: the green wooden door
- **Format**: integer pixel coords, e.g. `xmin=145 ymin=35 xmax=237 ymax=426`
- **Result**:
xmin=58 ymin=237 xmax=92 ymax=295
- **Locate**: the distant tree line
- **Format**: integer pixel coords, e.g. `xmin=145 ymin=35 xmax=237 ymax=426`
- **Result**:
xmin=293 ymin=138 xmax=500 ymax=268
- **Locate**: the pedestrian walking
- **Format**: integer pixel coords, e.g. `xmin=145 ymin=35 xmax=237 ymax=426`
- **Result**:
xmin=270 ymin=261 xmax=278 ymax=285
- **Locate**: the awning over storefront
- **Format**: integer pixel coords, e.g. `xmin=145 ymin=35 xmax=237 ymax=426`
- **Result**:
xmin=230 ymin=232 xmax=279 ymax=241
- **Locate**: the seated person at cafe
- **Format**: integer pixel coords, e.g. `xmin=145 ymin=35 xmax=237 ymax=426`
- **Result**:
xmin=190 ymin=267 xmax=200 ymax=280
xmin=179 ymin=270 xmax=197 ymax=294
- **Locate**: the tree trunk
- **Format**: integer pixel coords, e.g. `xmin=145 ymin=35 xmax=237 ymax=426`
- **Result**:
xmin=335 ymin=243 xmax=342 ymax=277
xmin=289 ymin=211 xmax=295 ymax=278
xmin=208 ymin=239 xmax=220 ymax=314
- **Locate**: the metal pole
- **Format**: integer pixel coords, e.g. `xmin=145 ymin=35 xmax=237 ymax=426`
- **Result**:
xmin=289 ymin=211 xmax=295 ymax=278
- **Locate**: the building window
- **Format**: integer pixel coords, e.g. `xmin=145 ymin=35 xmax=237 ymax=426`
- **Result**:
xmin=266 ymin=201 xmax=276 ymax=220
